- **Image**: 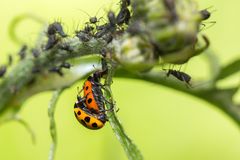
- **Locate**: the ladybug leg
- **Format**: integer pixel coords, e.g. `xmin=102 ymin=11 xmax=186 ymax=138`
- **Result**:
xmin=94 ymin=81 xmax=104 ymax=87
xmin=77 ymin=95 xmax=86 ymax=103
xmin=77 ymin=86 xmax=83 ymax=96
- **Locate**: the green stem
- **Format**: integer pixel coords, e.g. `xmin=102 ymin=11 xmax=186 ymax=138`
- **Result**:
xmin=103 ymin=62 xmax=143 ymax=160
xmin=115 ymin=69 xmax=240 ymax=127
xmin=48 ymin=89 xmax=64 ymax=160
xmin=0 ymin=38 xmax=105 ymax=118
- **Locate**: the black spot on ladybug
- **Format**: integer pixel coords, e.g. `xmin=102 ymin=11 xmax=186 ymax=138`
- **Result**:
xmin=84 ymin=116 xmax=91 ymax=123
xmin=85 ymin=86 xmax=89 ymax=90
xmin=92 ymin=123 xmax=98 ymax=128
xmin=77 ymin=111 xmax=81 ymax=115
xmin=87 ymin=98 xmax=93 ymax=104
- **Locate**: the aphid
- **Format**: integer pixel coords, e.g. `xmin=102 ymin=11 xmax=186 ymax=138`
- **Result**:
xmin=59 ymin=42 xmax=74 ymax=52
xmin=96 ymin=23 xmax=108 ymax=31
xmin=78 ymin=8 xmax=101 ymax=25
xmin=97 ymin=11 xmax=117 ymax=35
xmin=48 ymin=66 xmax=63 ymax=76
xmin=18 ymin=45 xmax=27 ymax=60
xmin=166 ymin=69 xmax=191 ymax=85
xmin=108 ymin=11 xmax=116 ymax=27
xmin=76 ymin=31 xmax=91 ymax=42
xmin=47 ymin=22 xmax=67 ymax=37
xmin=45 ymin=35 xmax=59 ymax=50
xmin=8 ymin=54 xmax=13 ymax=66
xmin=45 ymin=22 xmax=67 ymax=50
xmin=94 ymin=11 xmax=117 ymax=39
xmin=31 ymin=49 xmax=40 ymax=58
xmin=102 ymin=33 xmax=113 ymax=44
xmin=120 ymin=0 xmax=130 ymax=8
xmin=89 ymin=17 xmax=98 ymax=24
xmin=60 ymin=62 xmax=71 ymax=69
xmin=83 ymin=24 xmax=94 ymax=34
xmin=0 ymin=65 xmax=7 ymax=77
xmin=200 ymin=9 xmax=211 ymax=21
xmin=74 ymin=96 xmax=107 ymax=130
xmin=124 ymin=0 xmax=131 ymax=6
xmin=116 ymin=7 xmax=131 ymax=25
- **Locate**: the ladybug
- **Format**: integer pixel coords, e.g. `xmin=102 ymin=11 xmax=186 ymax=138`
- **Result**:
xmin=74 ymin=96 xmax=107 ymax=130
xmin=82 ymin=70 xmax=107 ymax=114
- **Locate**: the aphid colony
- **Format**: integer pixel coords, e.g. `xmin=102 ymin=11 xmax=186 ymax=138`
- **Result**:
xmin=74 ymin=69 xmax=111 ymax=130
xmin=0 ymin=0 xmax=214 ymax=130
xmin=76 ymin=0 xmax=131 ymax=44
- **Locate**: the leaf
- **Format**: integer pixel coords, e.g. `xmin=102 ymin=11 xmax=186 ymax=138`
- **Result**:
xmin=217 ymin=59 xmax=240 ymax=80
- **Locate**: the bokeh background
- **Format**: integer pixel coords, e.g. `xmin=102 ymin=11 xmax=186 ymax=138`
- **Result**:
xmin=0 ymin=0 xmax=240 ymax=160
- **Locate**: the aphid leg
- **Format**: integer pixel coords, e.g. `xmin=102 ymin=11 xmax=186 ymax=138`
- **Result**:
xmin=194 ymin=35 xmax=210 ymax=55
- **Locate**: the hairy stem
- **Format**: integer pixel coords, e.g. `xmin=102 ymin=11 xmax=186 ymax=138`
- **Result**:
xmin=48 ymin=89 xmax=64 ymax=160
xmin=103 ymin=61 xmax=143 ymax=160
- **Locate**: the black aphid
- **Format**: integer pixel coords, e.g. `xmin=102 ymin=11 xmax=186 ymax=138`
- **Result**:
xmin=108 ymin=11 xmax=116 ymax=27
xmin=116 ymin=7 xmax=131 ymax=25
xmin=76 ymin=31 xmax=91 ymax=42
xmin=31 ymin=49 xmax=40 ymax=58
xmin=60 ymin=62 xmax=71 ymax=69
xmin=89 ymin=17 xmax=98 ymax=24
xmin=0 ymin=65 xmax=7 ymax=77
xmin=102 ymin=33 xmax=113 ymax=44
xmin=45 ymin=35 xmax=59 ymax=50
xmin=59 ymin=43 xmax=73 ymax=52
xmin=49 ymin=66 xmax=63 ymax=76
xmin=200 ymin=9 xmax=211 ymax=21
xmin=166 ymin=69 xmax=191 ymax=84
xmin=45 ymin=22 xmax=67 ymax=50
xmin=47 ymin=22 xmax=67 ymax=37
xmin=18 ymin=45 xmax=27 ymax=60
xmin=120 ymin=0 xmax=130 ymax=8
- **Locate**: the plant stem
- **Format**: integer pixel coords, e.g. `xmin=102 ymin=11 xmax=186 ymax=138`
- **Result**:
xmin=115 ymin=69 xmax=240 ymax=127
xmin=48 ymin=89 xmax=64 ymax=160
xmin=103 ymin=61 xmax=143 ymax=160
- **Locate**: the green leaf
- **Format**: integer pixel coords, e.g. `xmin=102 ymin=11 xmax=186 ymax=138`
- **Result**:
xmin=217 ymin=59 xmax=240 ymax=80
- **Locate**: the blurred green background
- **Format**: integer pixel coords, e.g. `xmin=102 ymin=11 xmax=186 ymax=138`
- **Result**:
xmin=0 ymin=0 xmax=240 ymax=160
